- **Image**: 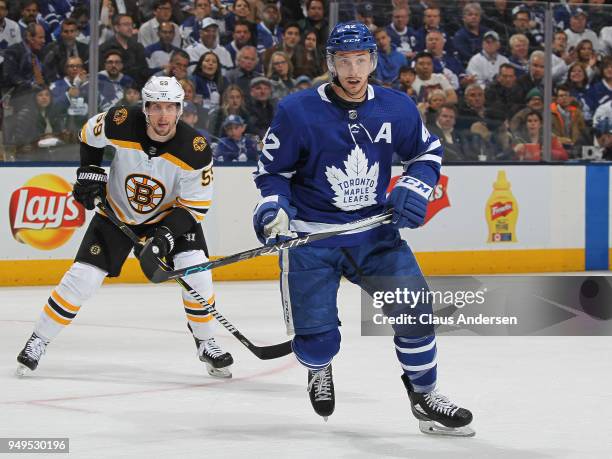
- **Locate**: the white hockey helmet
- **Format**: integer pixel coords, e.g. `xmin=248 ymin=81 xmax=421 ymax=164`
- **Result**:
xmin=142 ymin=76 xmax=185 ymax=122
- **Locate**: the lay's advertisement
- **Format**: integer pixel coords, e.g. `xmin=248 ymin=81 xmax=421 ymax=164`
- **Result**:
xmin=2 ymin=170 xmax=92 ymax=258
xmin=9 ymin=174 xmax=86 ymax=250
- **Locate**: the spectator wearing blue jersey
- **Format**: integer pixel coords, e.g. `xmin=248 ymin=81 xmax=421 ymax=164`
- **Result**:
xmin=224 ymin=20 xmax=253 ymax=68
xmin=504 ymin=6 xmax=540 ymax=52
xmin=507 ymin=34 xmax=529 ymax=77
xmin=138 ymin=0 xmax=182 ymax=49
xmin=180 ymin=0 xmax=224 ymax=47
xmin=145 ymin=21 xmax=182 ymax=73
xmin=414 ymin=6 xmax=451 ymax=54
xmin=257 ymin=3 xmax=283 ymax=56
xmin=0 ymin=0 xmax=21 ymax=55
xmin=593 ymin=101 xmax=612 ymax=160
xmin=452 ymin=2 xmax=490 ymax=66
xmin=214 ymin=114 xmax=258 ymax=162
xmin=385 ymin=6 xmax=417 ymax=60
xmin=587 ymin=57 xmax=612 ymax=114
xmin=424 ymin=30 xmax=472 ymax=90
xmin=17 ymin=0 xmax=52 ymax=44
xmin=565 ymin=62 xmax=592 ymax=124
xmin=192 ymin=51 xmax=227 ymax=112
xmin=99 ymin=50 xmax=135 ymax=95
xmin=374 ymin=28 xmax=407 ymax=86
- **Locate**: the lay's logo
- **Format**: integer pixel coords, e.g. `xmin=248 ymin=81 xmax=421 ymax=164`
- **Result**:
xmin=9 ymin=174 xmax=85 ymax=250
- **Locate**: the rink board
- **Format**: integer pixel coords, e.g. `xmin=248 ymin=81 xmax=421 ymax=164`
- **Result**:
xmin=0 ymin=164 xmax=607 ymax=285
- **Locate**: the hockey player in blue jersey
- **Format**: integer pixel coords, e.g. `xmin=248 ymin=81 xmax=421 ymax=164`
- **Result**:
xmin=253 ymin=21 xmax=474 ymax=436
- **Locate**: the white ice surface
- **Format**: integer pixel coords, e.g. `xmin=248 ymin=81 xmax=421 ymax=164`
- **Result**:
xmin=1 ymin=280 xmax=611 ymax=459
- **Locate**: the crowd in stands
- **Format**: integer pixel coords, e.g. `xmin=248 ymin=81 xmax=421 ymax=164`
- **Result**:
xmin=0 ymin=0 xmax=611 ymax=162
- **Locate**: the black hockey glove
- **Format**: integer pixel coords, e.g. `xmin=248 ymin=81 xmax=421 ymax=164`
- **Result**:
xmin=142 ymin=226 xmax=175 ymax=259
xmin=73 ymin=165 xmax=107 ymax=210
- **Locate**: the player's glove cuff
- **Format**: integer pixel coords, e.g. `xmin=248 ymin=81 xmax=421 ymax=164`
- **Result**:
xmin=387 ymin=176 xmax=432 ymax=229
xmin=253 ymin=195 xmax=297 ymax=244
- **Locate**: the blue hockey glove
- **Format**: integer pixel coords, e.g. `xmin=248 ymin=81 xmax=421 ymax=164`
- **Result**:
xmin=253 ymin=196 xmax=297 ymax=244
xmin=387 ymin=176 xmax=432 ymax=229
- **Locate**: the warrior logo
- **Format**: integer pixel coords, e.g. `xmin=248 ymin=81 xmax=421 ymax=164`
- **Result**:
xmin=325 ymin=145 xmax=379 ymax=211
xmin=125 ymin=174 xmax=165 ymax=214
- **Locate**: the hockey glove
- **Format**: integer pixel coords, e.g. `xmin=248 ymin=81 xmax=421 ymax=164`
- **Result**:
xmin=144 ymin=226 xmax=175 ymax=259
xmin=253 ymin=196 xmax=297 ymax=244
xmin=387 ymin=176 xmax=432 ymax=229
xmin=73 ymin=165 xmax=107 ymax=210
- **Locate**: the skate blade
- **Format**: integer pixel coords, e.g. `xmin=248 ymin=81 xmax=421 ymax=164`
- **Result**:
xmin=15 ymin=364 xmax=31 ymax=377
xmin=419 ymin=420 xmax=475 ymax=437
xmin=206 ymin=364 xmax=232 ymax=378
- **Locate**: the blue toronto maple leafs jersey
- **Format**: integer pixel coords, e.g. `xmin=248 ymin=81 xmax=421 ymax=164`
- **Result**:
xmin=254 ymin=83 xmax=444 ymax=247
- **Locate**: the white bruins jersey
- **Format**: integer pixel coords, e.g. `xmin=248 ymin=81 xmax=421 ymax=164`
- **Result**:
xmin=80 ymin=106 xmax=213 ymax=226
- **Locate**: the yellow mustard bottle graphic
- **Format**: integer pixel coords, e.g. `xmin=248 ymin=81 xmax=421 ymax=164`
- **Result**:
xmin=486 ymin=170 xmax=518 ymax=243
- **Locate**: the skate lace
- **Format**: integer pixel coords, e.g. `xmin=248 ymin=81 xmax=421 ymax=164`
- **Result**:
xmin=25 ymin=336 xmax=47 ymax=360
xmin=201 ymin=338 xmax=225 ymax=359
xmin=424 ymin=391 xmax=459 ymax=417
xmin=307 ymin=368 xmax=332 ymax=401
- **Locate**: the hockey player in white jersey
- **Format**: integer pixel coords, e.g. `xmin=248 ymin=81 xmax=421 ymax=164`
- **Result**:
xmin=253 ymin=22 xmax=474 ymax=436
xmin=16 ymin=76 xmax=233 ymax=378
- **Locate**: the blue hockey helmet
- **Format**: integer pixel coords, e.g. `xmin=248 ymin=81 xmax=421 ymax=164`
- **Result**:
xmin=326 ymin=21 xmax=377 ymax=55
xmin=326 ymin=21 xmax=377 ymax=76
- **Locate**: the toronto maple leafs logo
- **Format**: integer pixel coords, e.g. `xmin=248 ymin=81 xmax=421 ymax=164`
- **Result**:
xmin=325 ymin=146 xmax=379 ymax=210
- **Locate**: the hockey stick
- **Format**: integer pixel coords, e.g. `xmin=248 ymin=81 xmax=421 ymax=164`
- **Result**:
xmin=140 ymin=210 xmax=393 ymax=283
xmin=95 ymin=199 xmax=293 ymax=360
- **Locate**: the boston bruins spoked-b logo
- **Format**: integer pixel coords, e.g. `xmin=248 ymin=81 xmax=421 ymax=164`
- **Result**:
xmin=125 ymin=174 xmax=166 ymax=214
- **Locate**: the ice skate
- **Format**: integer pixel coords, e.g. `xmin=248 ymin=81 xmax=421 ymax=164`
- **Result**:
xmin=193 ymin=335 xmax=233 ymax=378
xmin=402 ymin=374 xmax=475 ymax=437
xmin=307 ymin=365 xmax=335 ymax=421
xmin=16 ymin=333 xmax=49 ymax=377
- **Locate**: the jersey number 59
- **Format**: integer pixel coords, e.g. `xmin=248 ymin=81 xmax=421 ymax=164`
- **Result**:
xmin=201 ymin=168 xmax=213 ymax=186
